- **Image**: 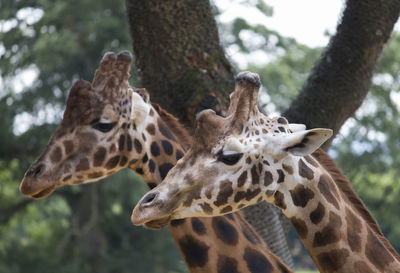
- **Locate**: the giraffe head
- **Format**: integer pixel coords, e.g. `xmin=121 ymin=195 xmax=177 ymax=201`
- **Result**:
xmin=19 ymin=51 xmax=156 ymax=198
xmin=131 ymin=72 xmax=332 ymax=226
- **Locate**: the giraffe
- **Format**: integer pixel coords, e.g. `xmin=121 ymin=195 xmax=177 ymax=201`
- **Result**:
xmin=132 ymin=71 xmax=400 ymax=273
xmin=19 ymin=52 xmax=294 ymax=273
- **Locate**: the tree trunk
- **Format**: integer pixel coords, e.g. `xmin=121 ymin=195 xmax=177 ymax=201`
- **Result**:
xmin=242 ymin=203 xmax=294 ymax=268
xmin=125 ymin=0 xmax=235 ymax=127
xmin=283 ymin=0 xmax=400 ymax=148
xmin=125 ymin=0 xmax=293 ymax=267
xmin=63 ymin=185 xmax=108 ymax=272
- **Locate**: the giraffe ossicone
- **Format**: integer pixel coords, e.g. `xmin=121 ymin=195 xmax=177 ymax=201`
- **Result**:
xmin=132 ymin=71 xmax=400 ymax=273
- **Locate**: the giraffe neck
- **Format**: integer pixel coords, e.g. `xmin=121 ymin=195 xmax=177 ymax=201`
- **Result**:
xmin=126 ymin=103 xmax=188 ymax=187
xmin=267 ymin=150 xmax=400 ymax=273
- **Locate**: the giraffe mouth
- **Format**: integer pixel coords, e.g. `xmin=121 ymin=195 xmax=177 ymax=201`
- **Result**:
xmin=143 ymin=216 xmax=172 ymax=229
xmin=31 ymin=186 xmax=56 ymax=199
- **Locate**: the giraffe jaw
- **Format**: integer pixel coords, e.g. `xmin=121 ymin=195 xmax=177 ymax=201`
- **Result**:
xmin=31 ymin=185 xmax=56 ymax=199
xmin=143 ymin=216 xmax=172 ymax=229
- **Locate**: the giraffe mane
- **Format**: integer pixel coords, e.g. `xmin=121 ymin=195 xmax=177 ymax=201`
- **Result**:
xmin=151 ymin=103 xmax=192 ymax=151
xmin=313 ymin=148 xmax=400 ymax=261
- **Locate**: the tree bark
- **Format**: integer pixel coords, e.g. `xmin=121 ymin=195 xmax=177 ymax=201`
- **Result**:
xmin=125 ymin=0 xmax=293 ymax=267
xmin=125 ymin=0 xmax=235 ymax=127
xmin=283 ymin=0 xmax=400 ymax=148
xmin=63 ymin=185 xmax=108 ymax=272
xmin=242 ymin=203 xmax=294 ymax=268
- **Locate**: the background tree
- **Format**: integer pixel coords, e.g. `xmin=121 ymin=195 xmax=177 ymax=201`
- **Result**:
xmin=1 ymin=0 xmax=400 ymax=272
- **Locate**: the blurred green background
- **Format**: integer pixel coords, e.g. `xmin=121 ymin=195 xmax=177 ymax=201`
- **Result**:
xmin=1 ymin=0 xmax=399 ymax=272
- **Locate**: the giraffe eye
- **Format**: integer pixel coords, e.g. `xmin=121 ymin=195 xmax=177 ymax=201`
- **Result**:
xmin=93 ymin=122 xmax=116 ymax=133
xmin=218 ymin=152 xmax=243 ymax=165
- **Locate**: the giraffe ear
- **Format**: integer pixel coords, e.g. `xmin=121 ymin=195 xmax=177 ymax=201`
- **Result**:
xmin=131 ymin=91 xmax=150 ymax=125
xmin=282 ymin=128 xmax=333 ymax=156
xmin=287 ymin=123 xmax=306 ymax=133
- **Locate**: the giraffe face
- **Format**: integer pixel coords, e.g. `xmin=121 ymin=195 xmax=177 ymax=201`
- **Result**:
xmin=19 ymin=51 xmax=151 ymax=199
xmin=131 ymin=72 xmax=332 ymax=227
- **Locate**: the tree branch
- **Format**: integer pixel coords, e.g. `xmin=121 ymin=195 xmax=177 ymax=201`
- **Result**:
xmin=283 ymin=0 xmax=400 ymax=147
xmin=0 ymin=199 xmax=33 ymax=224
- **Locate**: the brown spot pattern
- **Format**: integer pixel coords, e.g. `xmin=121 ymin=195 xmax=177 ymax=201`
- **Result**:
xmin=313 ymin=211 xmax=342 ymax=247
xmin=76 ymin=158 xmax=90 ymax=171
xmin=310 ymin=202 xmax=325 ymax=225
xmin=94 ymin=147 xmax=106 ymax=166
xmin=264 ymin=171 xmax=273 ymax=186
xmin=217 ymin=255 xmax=239 ymax=273
xmin=318 ymin=174 xmax=340 ymax=210
xmin=237 ymin=171 xmax=247 ymax=187
xmin=291 ymin=217 xmax=308 ymax=239
xmin=365 ymin=227 xmax=394 ymax=272
xmin=133 ymin=138 xmax=142 ymax=153
xmin=200 ymin=203 xmax=213 ymax=215
xmin=183 ymin=188 xmax=201 ymax=207
xmin=273 ymin=191 xmax=286 ymax=210
xmin=50 ymin=146 xmax=62 ymax=163
xmin=346 ymin=207 xmax=362 ymax=252
xmin=282 ymin=164 xmax=293 ymax=174
xmin=105 ymin=156 xmax=120 ymax=169
xmin=277 ymin=169 xmax=285 ymax=183
xmin=298 ymin=159 xmax=314 ymax=180
xmin=220 ymin=205 xmax=233 ymax=214
xmin=243 ymin=247 xmax=274 ymax=273
xmin=178 ymin=235 xmax=209 ymax=268
xmin=126 ymin=135 xmax=132 ymax=151
xmin=251 ymin=165 xmax=259 ymax=185
xmin=289 ymin=184 xmax=315 ymax=207
xmin=63 ymin=140 xmax=74 ymax=155
xmin=191 ymin=218 xmax=206 ymax=235
xmin=118 ymin=134 xmax=125 ymax=151
xmin=212 ymin=217 xmax=238 ymax=245
xmin=146 ymin=123 xmax=155 ymax=135
xmin=316 ymin=248 xmax=349 ymax=272
xmin=214 ymin=180 xmax=234 ymax=206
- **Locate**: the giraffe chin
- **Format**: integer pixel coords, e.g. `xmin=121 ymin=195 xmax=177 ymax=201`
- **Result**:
xmin=143 ymin=216 xmax=171 ymax=229
xmin=31 ymin=185 xmax=56 ymax=199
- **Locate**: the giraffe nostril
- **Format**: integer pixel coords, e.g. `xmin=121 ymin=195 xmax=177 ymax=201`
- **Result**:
xmin=27 ymin=164 xmax=44 ymax=178
xmin=140 ymin=192 xmax=158 ymax=205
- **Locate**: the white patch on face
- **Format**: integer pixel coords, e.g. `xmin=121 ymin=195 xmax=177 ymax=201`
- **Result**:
xmin=102 ymin=104 xmax=119 ymax=121
xmin=99 ymin=118 xmax=113 ymax=124
xmin=224 ymin=137 xmax=246 ymax=153
xmin=261 ymin=134 xmax=288 ymax=156
xmin=288 ymin=123 xmax=306 ymax=132
xmin=131 ymin=91 xmax=150 ymax=125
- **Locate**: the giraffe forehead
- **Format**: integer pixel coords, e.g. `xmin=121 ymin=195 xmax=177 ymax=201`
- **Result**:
xmin=101 ymin=104 xmax=119 ymax=120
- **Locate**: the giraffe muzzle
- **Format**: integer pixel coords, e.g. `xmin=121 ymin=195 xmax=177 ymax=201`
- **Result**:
xmin=20 ymin=163 xmax=57 ymax=198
